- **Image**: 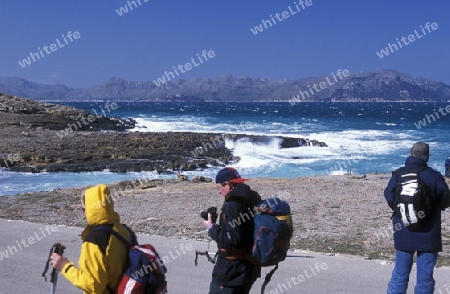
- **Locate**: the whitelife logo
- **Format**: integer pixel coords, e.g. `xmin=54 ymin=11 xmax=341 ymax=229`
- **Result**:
xmin=18 ymin=31 xmax=81 ymax=68
xmin=376 ymin=22 xmax=439 ymax=59
xmin=0 ymin=225 xmax=58 ymax=261
xmin=190 ymin=121 xmax=252 ymax=159
xmin=130 ymin=243 xmax=193 ymax=280
xmin=414 ymin=104 xmax=450 ymax=129
xmin=250 ymin=0 xmax=313 ymax=35
xmin=288 ymin=69 xmax=350 ymax=105
xmin=55 ymin=102 xmax=118 ymax=138
xmin=153 ymin=50 xmax=215 ymax=87
xmin=115 ymin=0 xmax=149 ymax=16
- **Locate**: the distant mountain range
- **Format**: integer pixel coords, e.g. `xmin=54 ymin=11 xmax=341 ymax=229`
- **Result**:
xmin=1 ymin=69 xmax=449 ymax=102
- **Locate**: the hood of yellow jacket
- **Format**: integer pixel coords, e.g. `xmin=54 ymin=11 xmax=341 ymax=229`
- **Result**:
xmin=84 ymin=184 xmax=120 ymax=227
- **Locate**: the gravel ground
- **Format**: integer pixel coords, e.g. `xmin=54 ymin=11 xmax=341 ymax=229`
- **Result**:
xmin=1 ymin=174 xmax=450 ymax=266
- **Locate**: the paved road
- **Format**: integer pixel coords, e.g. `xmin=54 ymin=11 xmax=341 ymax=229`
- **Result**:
xmin=0 ymin=219 xmax=449 ymax=294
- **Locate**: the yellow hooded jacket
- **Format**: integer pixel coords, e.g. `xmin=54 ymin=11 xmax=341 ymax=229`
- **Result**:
xmin=61 ymin=184 xmax=131 ymax=293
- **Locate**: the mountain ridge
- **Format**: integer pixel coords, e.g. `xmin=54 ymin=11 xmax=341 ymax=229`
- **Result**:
xmin=1 ymin=69 xmax=449 ymax=102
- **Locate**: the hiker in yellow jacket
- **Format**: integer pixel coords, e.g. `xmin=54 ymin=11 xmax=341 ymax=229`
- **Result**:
xmin=50 ymin=184 xmax=131 ymax=293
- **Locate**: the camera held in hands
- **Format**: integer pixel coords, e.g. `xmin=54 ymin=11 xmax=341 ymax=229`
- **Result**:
xmin=200 ymin=206 xmax=218 ymax=223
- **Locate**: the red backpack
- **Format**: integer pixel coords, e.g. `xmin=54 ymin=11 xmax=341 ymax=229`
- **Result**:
xmin=95 ymin=225 xmax=168 ymax=294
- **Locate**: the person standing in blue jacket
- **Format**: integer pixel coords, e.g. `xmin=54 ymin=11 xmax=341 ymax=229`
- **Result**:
xmin=384 ymin=142 xmax=450 ymax=294
xmin=203 ymin=167 xmax=262 ymax=294
xmin=445 ymin=157 xmax=450 ymax=177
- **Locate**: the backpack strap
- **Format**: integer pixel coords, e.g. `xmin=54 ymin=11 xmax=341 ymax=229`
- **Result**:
xmin=219 ymin=248 xmax=251 ymax=262
xmin=94 ymin=224 xmax=138 ymax=248
xmin=393 ymin=165 xmax=428 ymax=176
xmin=261 ymin=264 xmax=279 ymax=294
xmin=93 ymin=224 xmax=137 ymax=294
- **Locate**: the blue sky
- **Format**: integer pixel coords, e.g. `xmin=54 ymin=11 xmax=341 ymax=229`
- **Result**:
xmin=1 ymin=0 xmax=449 ymax=88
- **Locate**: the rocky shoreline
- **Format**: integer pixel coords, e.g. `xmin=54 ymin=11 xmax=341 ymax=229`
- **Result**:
xmin=0 ymin=93 xmax=327 ymax=173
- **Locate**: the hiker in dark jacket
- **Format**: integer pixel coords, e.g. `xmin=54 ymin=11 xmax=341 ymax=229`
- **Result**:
xmin=203 ymin=167 xmax=262 ymax=294
xmin=384 ymin=142 xmax=450 ymax=294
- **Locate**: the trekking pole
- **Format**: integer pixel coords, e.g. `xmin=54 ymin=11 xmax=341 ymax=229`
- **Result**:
xmin=42 ymin=243 xmax=66 ymax=294
xmin=194 ymin=250 xmax=217 ymax=266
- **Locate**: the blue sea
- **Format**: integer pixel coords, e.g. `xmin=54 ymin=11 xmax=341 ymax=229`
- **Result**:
xmin=1 ymin=102 xmax=449 ymax=196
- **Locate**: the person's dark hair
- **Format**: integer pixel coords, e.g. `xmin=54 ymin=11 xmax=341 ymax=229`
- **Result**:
xmin=410 ymin=142 xmax=430 ymax=162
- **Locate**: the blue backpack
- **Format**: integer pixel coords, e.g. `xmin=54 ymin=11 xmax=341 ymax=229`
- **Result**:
xmin=252 ymin=197 xmax=293 ymax=266
xmin=251 ymin=197 xmax=293 ymax=293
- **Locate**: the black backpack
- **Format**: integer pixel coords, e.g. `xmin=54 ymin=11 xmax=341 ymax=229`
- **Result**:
xmin=393 ymin=166 xmax=431 ymax=230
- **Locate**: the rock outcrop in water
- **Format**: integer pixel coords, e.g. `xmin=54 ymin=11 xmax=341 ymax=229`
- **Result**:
xmin=0 ymin=92 xmax=136 ymax=131
xmin=0 ymin=93 xmax=327 ymax=173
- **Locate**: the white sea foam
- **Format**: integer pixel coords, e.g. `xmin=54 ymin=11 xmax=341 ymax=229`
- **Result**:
xmin=131 ymin=116 xmax=325 ymax=136
xmin=132 ymin=117 xmax=209 ymax=133
xmin=216 ymin=128 xmax=420 ymax=178
xmin=376 ymin=122 xmax=397 ymax=126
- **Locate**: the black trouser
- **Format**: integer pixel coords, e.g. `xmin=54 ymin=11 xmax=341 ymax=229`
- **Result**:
xmin=208 ymin=280 xmax=256 ymax=294
xmin=209 ymin=266 xmax=260 ymax=294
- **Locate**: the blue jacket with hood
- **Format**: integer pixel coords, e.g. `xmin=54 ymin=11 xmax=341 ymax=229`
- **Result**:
xmin=384 ymin=156 xmax=450 ymax=252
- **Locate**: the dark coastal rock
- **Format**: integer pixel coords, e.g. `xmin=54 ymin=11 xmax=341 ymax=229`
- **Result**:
xmin=0 ymin=93 xmax=328 ymax=173
xmin=231 ymin=135 xmax=328 ymax=148
xmin=280 ymin=137 xmax=328 ymax=148
xmin=1 ymin=128 xmax=238 ymax=173
xmin=8 ymin=166 xmax=40 ymax=173
xmin=191 ymin=176 xmax=213 ymax=182
xmin=0 ymin=92 xmax=135 ymax=131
